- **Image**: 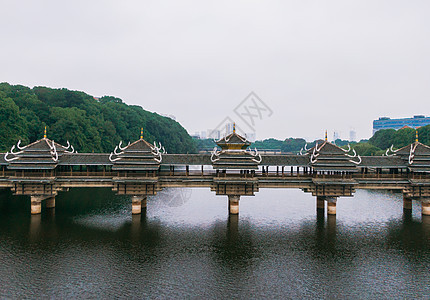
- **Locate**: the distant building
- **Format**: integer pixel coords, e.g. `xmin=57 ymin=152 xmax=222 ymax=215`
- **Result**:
xmin=349 ymin=129 xmax=357 ymax=142
xmin=225 ymin=123 xmax=234 ymax=135
xmin=333 ymin=131 xmax=340 ymax=141
xmin=373 ymin=115 xmax=430 ymax=134
xmin=207 ymin=129 xmax=221 ymax=140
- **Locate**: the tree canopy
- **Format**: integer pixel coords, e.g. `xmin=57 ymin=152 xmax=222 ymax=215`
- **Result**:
xmin=0 ymin=83 xmax=196 ymax=153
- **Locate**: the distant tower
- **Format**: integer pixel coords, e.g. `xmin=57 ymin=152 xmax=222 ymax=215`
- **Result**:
xmin=333 ymin=131 xmax=340 ymax=141
xmin=349 ymin=128 xmax=357 ymax=142
xmin=225 ymin=123 xmax=234 ymax=135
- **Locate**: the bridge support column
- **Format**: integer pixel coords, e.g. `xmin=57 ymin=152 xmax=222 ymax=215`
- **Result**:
xmin=403 ymin=196 xmax=412 ymax=210
xmin=421 ymin=198 xmax=430 ymax=216
xmin=316 ymin=196 xmax=325 ymax=211
xmin=326 ymin=197 xmax=337 ymax=215
xmin=46 ymin=196 xmax=55 ymax=209
xmin=228 ymin=195 xmax=240 ymax=215
xmin=30 ymin=196 xmax=43 ymax=215
xmin=141 ymin=196 xmax=147 ymax=210
xmin=132 ymin=196 xmax=145 ymax=215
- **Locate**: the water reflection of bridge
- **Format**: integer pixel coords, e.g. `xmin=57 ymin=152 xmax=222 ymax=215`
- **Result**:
xmin=1 ymin=128 xmax=430 ymax=218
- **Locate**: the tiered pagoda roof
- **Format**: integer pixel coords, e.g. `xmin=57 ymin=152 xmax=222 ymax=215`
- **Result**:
xmin=4 ymin=137 xmax=75 ymax=170
xmin=389 ymin=138 xmax=430 ymax=172
xmin=109 ymin=137 xmax=163 ymax=171
xmin=211 ymin=126 xmax=261 ymax=170
xmin=308 ymin=136 xmax=361 ymax=172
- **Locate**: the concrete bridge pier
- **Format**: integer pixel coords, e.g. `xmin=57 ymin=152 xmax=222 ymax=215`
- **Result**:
xmin=403 ymin=196 xmax=412 ymax=210
xmin=421 ymin=198 xmax=430 ymax=216
xmin=326 ymin=197 xmax=337 ymax=215
xmin=31 ymin=196 xmax=53 ymax=215
xmin=228 ymin=195 xmax=240 ymax=215
xmin=131 ymin=196 xmax=147 ymax=215
xmin=316 ymin=197 xmax=325 ymax=211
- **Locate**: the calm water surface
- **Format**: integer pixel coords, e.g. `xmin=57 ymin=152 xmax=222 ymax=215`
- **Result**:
xmin=0 ymin=187 xmax=429 ymax=299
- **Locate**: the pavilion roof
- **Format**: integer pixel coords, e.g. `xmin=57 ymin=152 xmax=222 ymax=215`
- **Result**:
xmin=216 ymin=131 xmax=251 ymax=150
xmin=5 ymin=138 xmax=75 ymax=170
xmin=109 ymin=138 xmax=163 ymax=171
xmin=308 ymin=140 xmax=361 ymax=172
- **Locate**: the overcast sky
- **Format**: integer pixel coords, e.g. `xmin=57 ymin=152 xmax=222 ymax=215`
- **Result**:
xmin=1 ymin=0 xmax=429 ymax=141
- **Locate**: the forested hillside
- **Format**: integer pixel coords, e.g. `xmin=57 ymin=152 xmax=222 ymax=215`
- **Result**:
xmin=0 ymin=83 xmax=196 ymax=153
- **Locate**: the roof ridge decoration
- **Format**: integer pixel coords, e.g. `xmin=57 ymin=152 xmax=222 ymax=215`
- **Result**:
xmin=4 ymin=138 xmax=75 ymax=163
xmin=211 ymin=130 xmax=261 ymax=169
xmin=385 ymin=145 xmax=395 ymax=156
xmin=299 ymin=143 xmax=310 ymax=155
xmin=109 ymin=139 xmax=164 ymax=164
xmin=211 ymin=147 xmax=262 ymax=164
xmin=310 ymin=140 xmax=361 ymax=165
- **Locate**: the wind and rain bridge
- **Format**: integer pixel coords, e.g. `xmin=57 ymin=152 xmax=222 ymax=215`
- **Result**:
xmin=1 ymin=127 xmax=430 ymax=218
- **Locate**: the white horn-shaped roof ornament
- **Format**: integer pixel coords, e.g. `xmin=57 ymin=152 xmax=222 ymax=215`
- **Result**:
xmin=345 ymin=148 xmax=357 ymax=158
xmin=109 ymin=152 xmax=121 ymax=162
xmin=299 ymin=148 xmax=303 ymax=155
xmin=17 ymin=140 xmax=25 ymax=150
xmin=350 ymin=155 xmax=362 ymax=165
xmin=211 ymin=147 xmax=220 ymax=163
xmin=65 ymin=144 xmax=75 ymax=154
xmin=252 ymin=150 xmax=262 ymax=163
xmin=304 ymin=143 xmax=308 ymax=151
xmin=341 ymin=144 xmax=351 ymax=153
xmin=10 ymin=145 xmax=23 ymax=155
xmin=312 ymin=144 xmax=318 ymax=157
xmin=51 ymin=140 xmax=58 ymax=162
xmin=4 ymin=152 xmax=19 ymax=162
xmin=310 ymin=154 xmax=318 ymax=164
xmin=409 ymin=144 xmax=415 ymax=164
xmin=118 ymin=141 xmax=127 ymax=151
xmin=384 ymin=145 xmax=395 ymax=157
xmin=154 ymin=152 xmax=162 ymax=163
xmin=161 ymin=146 xmax=166 ymax=154
xmin=114 ymin=146 xmax=124 ymax=155
xmin=65 ymin=140 xmax=71 ymax=149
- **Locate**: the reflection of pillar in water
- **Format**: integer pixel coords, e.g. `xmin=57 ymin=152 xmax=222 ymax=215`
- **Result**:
xmin=131 ymin=214 xmax=141 ymax=239
xmin=227 ymin=214 xmax=239 ymax=242
xmin=29 ymin=214 xmax=41 ymax=240
xmin=327 ymin=214 xmax=336 ymax=238
xmin=422 ymin=215 xmax=430 ymax=240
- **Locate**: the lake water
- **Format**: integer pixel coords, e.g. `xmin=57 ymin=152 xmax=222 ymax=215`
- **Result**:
xmin=0 ymin=187 xmax=429 ymax=299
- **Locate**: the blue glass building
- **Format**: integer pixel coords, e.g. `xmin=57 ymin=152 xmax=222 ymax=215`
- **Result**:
xmin=373 ymin=115 xmax=430 ymax=134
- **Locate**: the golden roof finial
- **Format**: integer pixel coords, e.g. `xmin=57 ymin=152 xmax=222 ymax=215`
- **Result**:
xmin=416 ymin=129 xmax=419 ymax=143
xmin=44 ymin=126 xmax=47 ymax=139
xmin=140 ymin=128 xmax=143 ymax=139
xmin=233 ymin=122 xmax=236 ymax=134
xmin=325 ymin=130 xmax=328 ymax=141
